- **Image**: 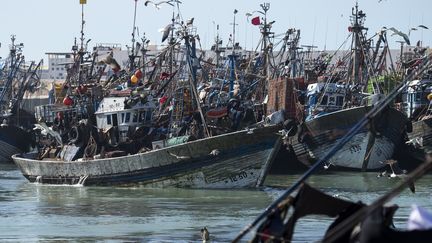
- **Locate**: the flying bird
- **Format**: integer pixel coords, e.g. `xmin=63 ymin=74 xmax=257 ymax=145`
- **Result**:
xmin=378 ymin=159 xmax=415 ymax=193
xmin=99 ymin=52 xmax=121 ymax=72
xmin=159 ymin=24 xmax=172 ymax=43
xmin=388 ymin=27 xmax=411 ymax=45
xmin=209 ymin=149 xmax=220 ymax=156
xmin=323 ymin=162 xmax=334 ymax=170
xmin=144 ymin=0 xmax=177 ymax=9
xmin=144 ymin=0 xmax=182 ymax=9
xmin=405 ymin=136 xmax=423 ymax=148
xmin=168 ymin=151 xmax=191 ymax=160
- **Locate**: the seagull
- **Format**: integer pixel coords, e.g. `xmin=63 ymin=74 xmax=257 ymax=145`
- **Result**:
xmin=160 ymin=24 xmax=172 ymax=43
xmin=385 ymin=159 xmax=407 ymax=177
xmin=144 ymin=0 xmax=173 ymax=9
xmin=388 ymin=27 xmax=411 ymax=45
xmin=377 ymin=170 xmax=387 ymax=177
xmin=99 ymin=52 xmax=121 ymax=71
xmin=324 ymin=162 xmax=334 ymax=170
xmin=209 ymin=149 xmax=220 ymax=156
xmin=167 ymin=151 xmax=191 ymax=160
xmin=379 ymin=159 xmax=415 ymax=193
xmin=405 ymin=137 xmax=423 ymax=148
xmin=246 ymin=127 xmax=254 ymax=134
xmin=186 ymin=17 xmax=194 ymax=26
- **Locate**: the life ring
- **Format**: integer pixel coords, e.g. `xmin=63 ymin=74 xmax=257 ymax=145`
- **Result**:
xmin=68 ymin=126 xmax=81 ymax=144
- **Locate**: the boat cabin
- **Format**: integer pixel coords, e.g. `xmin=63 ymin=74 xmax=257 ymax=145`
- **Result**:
xmin=306 ymin=82 xmax=347 ymax=120
xmin=402 ymin=79 xmax=432 ymax=119
xmin=95 ymin=96 xmax=156 ymax=143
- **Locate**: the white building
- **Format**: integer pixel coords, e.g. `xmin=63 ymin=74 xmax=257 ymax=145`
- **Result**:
xmin=45 ymin=52 xmax=74 ymax=80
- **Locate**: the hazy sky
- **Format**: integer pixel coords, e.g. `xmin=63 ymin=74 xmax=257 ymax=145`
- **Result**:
xmin=0 ymin=0 xmax=431 ymax=62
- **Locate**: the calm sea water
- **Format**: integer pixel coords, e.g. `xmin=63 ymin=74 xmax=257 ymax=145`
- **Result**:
xmin=0 ymin=163 xmax=431 ymax=242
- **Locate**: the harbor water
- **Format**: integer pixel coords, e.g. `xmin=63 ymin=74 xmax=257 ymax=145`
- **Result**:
xmin=1 ymin=162 xmax=431 ymax=242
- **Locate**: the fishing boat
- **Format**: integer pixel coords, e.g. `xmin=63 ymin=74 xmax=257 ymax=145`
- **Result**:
xmin=298 ymin=4 xmax=408 ymax=170
xmin=12 ymin=123 xmax=281 ymax=187
xmin=402 ymin=78 xmax=432 ymax=160
xmin=0 ymin=36 xmax=42 ymax=162
xmin=12 ymin=1 xmax=283 ymax=188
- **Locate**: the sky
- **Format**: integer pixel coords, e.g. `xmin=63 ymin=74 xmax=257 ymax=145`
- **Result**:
xmin=0 ymin=0 xmax=431 ymax=63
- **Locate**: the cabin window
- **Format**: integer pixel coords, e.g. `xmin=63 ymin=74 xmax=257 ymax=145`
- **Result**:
xmin=132 ymin=112 xmax=138 ymax=122
xmin=336 ymin=96 xmax=344 ymax=106
xmin=328 ymin=96 xmax=336 ymax=106
xmin=107 ymin=115 xmax=112 ymax=125
xmin=145 ymin=110 xmax=152 ymax=121
xmin=125 ymin=113 xmax=131 ymax=123
xmin=139 ymin=111 xmax=145 ymax=122
xmin=121 ymin=113 xmax=125 ymax=123
xmin=415 ymin=93 xmax=422 ymax=102
xmin=320 ymin=95 xmax=328 ymax=105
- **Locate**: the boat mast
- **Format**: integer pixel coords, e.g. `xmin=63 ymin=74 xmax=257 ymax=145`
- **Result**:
xmin=169 ymin=10 xmax=175 ymax=76
xmin=129 ymin=0 xmax=138 ymax=71
xmin=214 ymin=24 xmax=221 ymax=68
xmin=78 ymin=0 xmax=87 ymax=85
xmin=258 ymin=3 xmax=272 ymax=101
xmin=349 ymin=2 xmax=367 ymax=86
xmin=228 ymin=9 xmax=238 ymax=97
xmin=184 ymin=32 xmax=211 ymax=137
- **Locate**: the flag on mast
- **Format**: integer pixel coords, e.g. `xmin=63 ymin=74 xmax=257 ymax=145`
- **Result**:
xmin=251 ymin=16 xmax=260 ymax=26
xmin=80 ymin=0 xmax=87 ymax=4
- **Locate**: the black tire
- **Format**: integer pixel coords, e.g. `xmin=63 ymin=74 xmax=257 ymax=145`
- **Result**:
xmin=68 ymin=126 xmax=81 ymax=144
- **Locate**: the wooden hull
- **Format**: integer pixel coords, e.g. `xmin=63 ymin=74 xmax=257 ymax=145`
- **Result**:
xmin=12 ymin=125 xmax=282 ymax=188
xmin=300 ymin=106 xmax=407 ymax=170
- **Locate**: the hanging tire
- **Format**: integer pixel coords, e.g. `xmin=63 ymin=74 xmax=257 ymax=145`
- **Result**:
xmin=68 ymin=126 xmax=81 ymax=144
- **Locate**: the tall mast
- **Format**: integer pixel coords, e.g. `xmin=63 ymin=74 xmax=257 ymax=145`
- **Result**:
xmin=349 ymin=2 xmax=367 ymax=86
xmin=129 ymin=0 xmax=138 ymax=71
xmin=228 ymin=9 xmax=238 ymax=97
xmin=169 ymin=6 xmax=176 ymax=76
xmin=78 ymin=0 xmax=87 ymax=85
xmin=214 ymin=24 xmax=221 ymax=67
xmin=260 ymin=3 xmax=270 ymax=81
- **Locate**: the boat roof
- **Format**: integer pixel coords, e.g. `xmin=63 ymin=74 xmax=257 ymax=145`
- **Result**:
xmin=95 ymin=96 xmax=156 ymax=114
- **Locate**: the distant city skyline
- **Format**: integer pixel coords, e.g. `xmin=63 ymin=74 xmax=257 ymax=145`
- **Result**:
xmin=0 ymin=0 xmax=431 ymax=63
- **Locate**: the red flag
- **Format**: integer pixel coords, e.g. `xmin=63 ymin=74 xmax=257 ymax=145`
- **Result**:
xmin=251 ymin=16 xmax=260 ymax=26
